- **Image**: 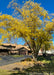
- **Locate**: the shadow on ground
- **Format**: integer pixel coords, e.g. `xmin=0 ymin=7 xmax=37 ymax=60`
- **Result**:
xmin=10 ymin=54 xmax=54 ymax=75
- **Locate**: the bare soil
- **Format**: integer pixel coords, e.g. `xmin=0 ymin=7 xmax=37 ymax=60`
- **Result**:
xmin=0 ymin=61 xmax=43 ymax=71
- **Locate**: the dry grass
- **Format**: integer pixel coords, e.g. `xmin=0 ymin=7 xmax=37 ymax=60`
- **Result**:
xmin=0 ymin=58 xmax=2 ymax=60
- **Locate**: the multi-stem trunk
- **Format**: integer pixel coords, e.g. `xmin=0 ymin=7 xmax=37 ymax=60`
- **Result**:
xmin=32 ymin=49 xmax=39 ymax=61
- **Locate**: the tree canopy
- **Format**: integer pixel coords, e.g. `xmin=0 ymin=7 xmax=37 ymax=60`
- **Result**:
xmin=0 ymin=0 xmax=54 ymax=59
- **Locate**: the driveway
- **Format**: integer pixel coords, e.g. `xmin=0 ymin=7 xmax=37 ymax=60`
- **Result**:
xmin=0 ymin=55 xmax=32 ymax=66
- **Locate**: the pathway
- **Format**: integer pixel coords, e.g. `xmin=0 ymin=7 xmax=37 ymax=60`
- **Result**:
xmin=0 ymin=55 xmax=32 ymax=66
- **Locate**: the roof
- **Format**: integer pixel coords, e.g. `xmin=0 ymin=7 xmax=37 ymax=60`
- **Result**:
xmin=0 ymin=43 xmax=30 ymax=51
xmin=12 ymin=45 xmax=30 ymax=51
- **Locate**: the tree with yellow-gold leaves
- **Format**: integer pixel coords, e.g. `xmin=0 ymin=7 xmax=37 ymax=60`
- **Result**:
xmin=0 ymin=0 xmax=54 ymax=60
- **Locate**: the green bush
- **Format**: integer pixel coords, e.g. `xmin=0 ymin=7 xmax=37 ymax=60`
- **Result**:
xmin=24 ymin=58 xmax=32 ymax=61
xmin=37 ymin=56 xmax=45 ymax=61
xmin=11 ymin=55 xmax=24 ymax=57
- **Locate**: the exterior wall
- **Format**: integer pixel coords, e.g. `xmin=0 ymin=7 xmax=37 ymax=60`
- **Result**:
xmin=38 ymin=49 xmax=43 ymax=55
xmin=0 ymin=52 xmax=8 ymax=55
xmin=10 ymin=50 xmax=19 ymax=54
xmin=19 ymin=48 xmax=28 ymax=55
xmin=0 ymin=49 xmax=9 ymax=55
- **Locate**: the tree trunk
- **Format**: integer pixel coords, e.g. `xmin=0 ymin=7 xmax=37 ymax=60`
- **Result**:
xmin=32 ymin=50 xmax=39 ymax=61
xmin=32 ymin=55 xmax=37 ymax=61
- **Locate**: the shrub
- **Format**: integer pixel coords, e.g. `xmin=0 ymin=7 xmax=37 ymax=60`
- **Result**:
xmin=24 ymin=58 xmax=32 ymax=61
xmin=37 ymin=56 xmax=45 ymax=61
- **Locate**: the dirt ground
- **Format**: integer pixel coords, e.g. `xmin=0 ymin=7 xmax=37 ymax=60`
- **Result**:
xmin=0 ymin=61 xmax=43 ymax=71
xmin=0 ymin=61 xmax=34 ymax=71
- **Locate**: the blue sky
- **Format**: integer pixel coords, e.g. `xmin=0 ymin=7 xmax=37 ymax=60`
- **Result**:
xmin=0 ymin=0 xmax=54 ymax=45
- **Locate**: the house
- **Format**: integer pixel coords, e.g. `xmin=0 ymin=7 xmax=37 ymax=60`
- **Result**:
xmin=46 ymin=50 xmax=54 ymax=54
xmin=38 ymin=48 xmax=43 ymax=55
xmin=17 ymin=45 xmax=31 ymax=55
xmin=0 ymin=43 xmax=31 ymax=55
xmin=0 ymin=43 xmax=16 ymax=55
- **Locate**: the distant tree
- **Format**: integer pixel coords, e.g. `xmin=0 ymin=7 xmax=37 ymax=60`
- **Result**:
xmin=0 ymin=0 xmax=54 ymax=61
